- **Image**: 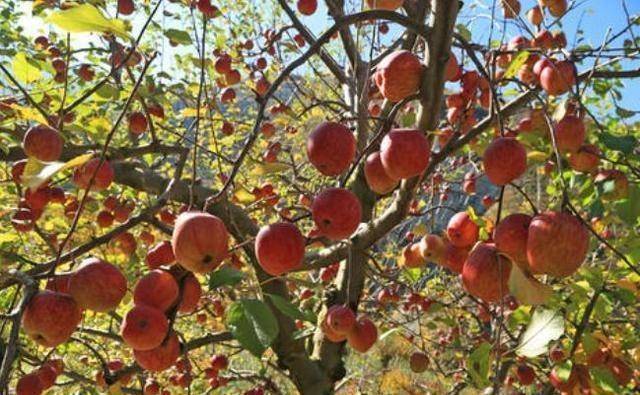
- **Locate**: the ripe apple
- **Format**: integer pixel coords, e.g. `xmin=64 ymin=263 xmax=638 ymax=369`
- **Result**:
xmin=172 ymin=212 xmax=229 ymax=273
xmin=117 ymin=0 xmax=134 ymax=15
xmin=22 ymin=291 xmax=82 ymax=347
xmin=527 ymin=5 xmax=543 ymax=25
xmin=549 ymin=365 xmax=578 ymax=392
xmin=379 ymin=129 xmax=430 ymax=179
xmin=326 ymin=305 xmax=356 ymax=335
xmin=214 ymin=54 xmax=232 ymax=74
xmin=409 ymin=351 xmax=429 ymax=373
xmin=446 ymin=212 xmax=479 ymax=248
xmin=442 ymin=240 xmax=470 ymax=274
xmin=129 ymin=111 xmax=148 ymax=135
xmin=178 ymin=273 xmax=202 ymax=313
xmin=493 ymin=213 xmax=532 ymax=264
xmin=514 ymin=364 xmax=535 ymax=386
xmin=22 ymin=124 xmax=63 ymax=162
xmin=402 ymin=243 xmax=426 ymax=268
xmin=526 ymin=211 xmax=589 ymax=277
xmin=374 ymin=51 xmax=423 ymax=102
xmin=540 ymin=60 xmax=575 ymax=96
xmin=444 ymin=52 xmax=461 ymax=82
xmin=568 ymin=144 xmax=600 ymax=173
xmin=97 ymin=210 xmax=114 ymax=228
xmin=121 ymin=305 xmax=169 ymax=350
xmin=347 ymin=317 xmax=377 ymax=353
xmin=297 ymin=0 xmax=317 ymax=15
xmin=553 ymin=114 xmax=585 ymax=153
xmin=462 ymin=243 xmax=512 ymax=303
xmin=73 ymin=158 xmax=114 ymax=191
xmin=418 ymin=234 xmax=446 ymax=263
xmin=134 ymin=270 xmax=179 ymax=312
xmin=321 ymin=319 xmax=347 ymax=343
xmin=134 ymin=332 xmax=181 ymax=372
xmin=35 ymin=364 xmax=58 ymax=389
xmin=210 ymin=354 xmax=229 ymax=370
xmin=306 ymin=122 xmax=356 ymax=176
xmin=68 ymin=257 xmax=127 ymax=312
xmin=482 ymin=137 xmax=527 ymax=185
xmin=16 ymin=373 xmax=44 ymax=395
xmin=311 ymin=188 xmax=362 ymax=240
xmin=255 ymin=222 xmax=305 ymax=276
xmin=364 ymin=152 xmax=398 ymax=195
xmin=594 ymin=169 xmax=629 ymax=201
xmin=145 ymin=240 xmax=176 ymax=269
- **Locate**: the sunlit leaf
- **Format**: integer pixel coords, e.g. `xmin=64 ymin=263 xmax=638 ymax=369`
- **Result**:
xmin=21 ymin=153 xmax=93 ymax=190
xmin=508 ymin=264 xmax=554 ymax=306
xmin=516 ymin=308 xmax=564 ymax=358
xmin=46 ymin=4 xmax=130 ymax=40
xmin=12 ymin=52 xmax=42 ymax=84
xmin=9 ymin=103 xmax=48 ymax=124
xmin=504 ymin=51 xmax=530 ymax=79
xmin=234 ymin=186 xmax=255 ymax=204
xmin=250 ymin=162 xmax=289 ymax=176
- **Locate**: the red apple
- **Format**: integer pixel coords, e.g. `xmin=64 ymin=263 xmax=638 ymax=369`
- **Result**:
xmin=374 ymin=51 xmax=423 ymax=102
xmin=483 ymin=137 xmax=527 ymax=185
xmin=493 ymin=213 xmax=532 ymax=264
xmin=526 ymin=211 xmax=589 ymax=277
xmin=446 ymin=212 xmax=479 ymax=248
xmin=121 ymin=305 xmax=169 ymax=350
xmin=22 ymin=291 xmax=82 ymax=347
xmin=347 ymin=317 xmax=377 ymax=353
xmin=364 ymin=152 xmax=398 ymax=194
xmin=178 ymin=273 xmax=202 ymax=313
xmin=134 ymin=332 xmax=181 ymax=372
xmin=311 ymin=188 xmax=362 ymax=240
xmin=134 ymin=270 xmax=179 ymax=312
xmin=23 ymin=124 xmax=63 ymax=162
xmin=171 ymin=212 xmax=229 ymax=273
xmin=73 ymin=158 xmax=114 ymax=191
xmin=461 ymin=243 xmax=512 ymax=303
xmin=380 ymin=129 xmax=430 ymax=179
xmin=68 ymin=258 xmax=127 ymax=312
xmin=255 ymin=222 xmax=305 ymax=276
xmin=306 ymin=122 xmax=356 ymax=176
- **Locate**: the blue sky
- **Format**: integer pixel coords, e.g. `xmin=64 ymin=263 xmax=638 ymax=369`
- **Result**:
xmin=13 ymin=1 xmax=640 ymax=115
xmin=297 ymin=0 xmax=640 ymax=116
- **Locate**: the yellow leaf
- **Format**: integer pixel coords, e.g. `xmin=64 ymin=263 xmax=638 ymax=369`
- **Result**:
xmin=12 ymin=52 xmax=42 ymax=84
xmin=233 ymin=186 xmax=255 ymax=204
xmin=9 ymin=103 xmax=48 ymax=124
xmin=87 ymin=117 xmax=111 ymax=135
xmin=508 ymin=264 xmax=553 ymax=306
xmin=412 ymin=223 xmax=428 ymax=237
xmin=250 ymin=162 xmax=289 ymax=176
xmin=22 ymin=153 xmax=94 ymax=190
xmin=527 ymin=150 xmax=548 ymax=163
xmin=504 ymin=51 xmax=530 ymax=79
xmin=181 ymin=107 xmax=199 ymax=118
xmin=46 ymin=4 xmax=130 ymax=40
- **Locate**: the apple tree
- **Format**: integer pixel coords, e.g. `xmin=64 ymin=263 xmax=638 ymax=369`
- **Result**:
xmin=1 ymin=0 xmax=639 ymax=394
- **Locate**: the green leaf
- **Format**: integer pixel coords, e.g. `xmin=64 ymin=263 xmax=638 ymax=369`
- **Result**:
xmin=516 ymin=309 xmax=564 ymax=358
xmin=164 ymin=29 xmax=192 ymax=46
xmin=598 ymin=132 xmax=637 ymax=154
xmin=614 ymin=185 xmax=640 ymax=225
xmin=208 ymin=266 xmax=245 ymax=289
xmin=591 ymin=366 xmax=622 ymax=393
xmin=12 ymin=52 xmax=42 ymax=84
xmin=225 ymin=299 xmax=279 ymax=356
xmin=504 ymin=50 xmax=530 ymax=79
xmin=46 ymin=4 xmax=130 ymax=40
xmin=456 ymin=24 xmax=472 ymax=42
xmin=265 ymin=293 xmax=315 ymax=323
xmin=467 ymin=342 xmax=492 ymax=388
